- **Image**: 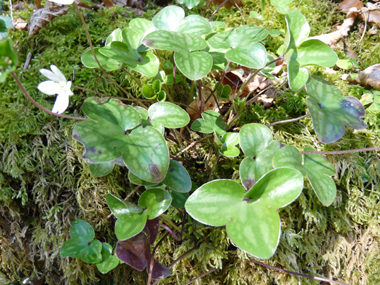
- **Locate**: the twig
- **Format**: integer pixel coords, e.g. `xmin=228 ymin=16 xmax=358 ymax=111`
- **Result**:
xmin=184 ymin=267 xmax=217 ymax=285
xmin=11 ymin=72 xmax=90 ymax=121
xmin=175 ymin=135 xmax=213 ymax=158
xmin=23 ymin=52 xmax=32 ymax=71
xmin=172 ymin=52 xmax=185 ymax=103
xmin=301 ymin=147 xmax=380 ymax=155
xmin=169 ymin=246 xmax=198 ymax=269
xmin=73 ymin=3 xmax=146 ymax=108
xmin=249 ymin=259 xmax=349 ymax=285
xmin=72 ymin=85 xmax=152 ymax=102
xmin=197 ymin=80 xmax=203 ymax=112
xmin=158 ymin=223 xmax=181 ymax=241
xmin=209 ymin=0 xmax=229 ymax=22
xmin=267 ymin=114 xmax=310 ymax=127
xmin=107 ymin=186 xmax=140 ymax=219
xmin=233 ymin=0 xmax=246 ymax=23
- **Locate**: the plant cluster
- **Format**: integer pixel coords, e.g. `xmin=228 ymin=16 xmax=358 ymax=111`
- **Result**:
xmin=1 ymin=0 xmax=379 ymax=284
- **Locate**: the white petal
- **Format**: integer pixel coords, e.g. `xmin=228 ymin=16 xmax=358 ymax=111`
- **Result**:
xmin=37 ymin=81 xmax=61 ymax=95
xmin=52 ymin=94 xmax=69 ymax=114
xmin=48 ymin=0 xmax=74 ymax=4
xmin=39 ymin=68 xmax=62 ymax=82
xmin=50 ymin=65 xmax=67 ymax=83
xmin=66 ymin=81 xmax=74 ymax=96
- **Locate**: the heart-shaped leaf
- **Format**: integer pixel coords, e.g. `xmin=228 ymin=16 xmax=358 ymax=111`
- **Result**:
xmin=105 ymin=28 xmax=122 ymax=45
xmin=226 ymin=41 xmax=267 ymax=69
xmin=219 ymin=133 xmax=240 ymax=157
xmin=239 ymin=124 xmax=280 ymax=189
xmin=88 ymin=161 xmax=115 ymax=177
xmin=96 ymin=243 xmax=120 ymax=274
xmin=129 ymin=18 xmax=155 ymax=41
xmin=177 ymin=0 xmax=201 ymax=9
xmin=60 ymin=220 xmax=102 ymax=263
xmin=152 ymin=6 xmax=185 ymax=31
xmin=162 ymin=160 xmax=192 ymax=193
xmin=273 ymin=146 xmax=336 ymax=206
xmin=73 ymin=98 xmax=170 ymax=183
xmin=185 ymin=168 xmax=304 ymax=259
xmin=81 ymin=48 xmax=121 ymax=71
xmin=191 ymin=110 xmax=227 ymax=136
xmin=0 ymin=39 xmax=18 ymax=83
xmin=178 ymin=15 xmax=211 ymax=36
xmin=174 ymin=51 xmax=213 ymax=81
xmin=148 ymin=102 xmax=190 ymax=128
xmin=284 ymin=10 xmax=309 ymax=52
xmin=138 ymin=188 xmax=172 ymax=219
xmin=116 ymin=218 xmax=171 ymax=278
xmin=305 ymin=77 xmax=367 ymax=143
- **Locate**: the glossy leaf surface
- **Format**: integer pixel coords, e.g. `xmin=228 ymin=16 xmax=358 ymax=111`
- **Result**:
xmin=305 ymin=77 xmax=367 ymax=143
xmin=148 ymin=102 xmax=190 ymax=128
xmin=191 ymin=110 xmax=227 ymax=136
xmin=273 ymin=146 xmax=336 ymax=206
xmin=174 ymin=51 xmax=213 ymax=81
xmin=219 ymin=133 xmax=240 ymax=157
xmin=162 ymin=160 xmax=192 ymax=193
xmin=177 ymin=0 xmax=201 ymax=9
xmin=138 ymin=188 xmax=172 ymax=219
xmin=226 ymin=42 xmax=267 ymax=69
xmin=178 ymin=15 xmax=211 ymax=36
xmin=73 ymin=98 xmax=169 ymax=183
xmin=152 ymin=6 xmax=185 ymax=31
xmin=185 ymin=168 xmax=304 ymax=259
xmin=96 ymin=243 xmax=120 ymax=274
xmin=105 ymin=28 xmax=122 ymax=45
xmin=81 ymin=48 xmax=121 ymax=71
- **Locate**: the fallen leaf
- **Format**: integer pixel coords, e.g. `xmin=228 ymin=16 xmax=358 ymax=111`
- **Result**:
xmin=368 ymin=25 xmax=378 ymax=35
xmin=75 ymin=0 xmax=93 ymax=9
xmin=339 ymin=0 xmax=363 ymax=14
xmin=102 ymin=0 xmax=115 ymax=8
xmin=349 ymin=64 xmax=380 ymax=90
xmin=187 ymin=86 xmax=217 ymax=122
xmin=360 ymin=3 xmax=380 ymax=24
xmin=12 ymin=18 xmax=28 ymax=30
xmin=28 ymin=5 xmax=69 ymax=36
xmin=208 ymin=0 xmax=244 ymax=9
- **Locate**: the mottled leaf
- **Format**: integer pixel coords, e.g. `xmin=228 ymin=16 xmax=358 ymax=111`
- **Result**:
xmin=191 ymin=110 xmax=227 ymax=136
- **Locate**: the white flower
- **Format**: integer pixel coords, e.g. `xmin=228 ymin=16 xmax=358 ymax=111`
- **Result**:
xmin=48 ymin=0 xmax=74 ymax=5
xmin=38 ymin=65 xmax=73 ymax=114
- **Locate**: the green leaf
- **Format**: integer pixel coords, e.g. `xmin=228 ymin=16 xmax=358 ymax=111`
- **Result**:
xmin=294 ymin=40 xmax=338 ymax=67
xmin=177 ymin=0 xmax=201 ymax=9
xmin=60 ymin=220 xmax=102 ymax=263
xmin=178 ymin=15 xmax=211 ymax=36
xmin=305 ymin=77 xmax=367 ymax=143
xmin=148 ymin=102 xmax=190 ymax=128
xmin=0 ymin=39 xmax=18 ymax=83
xmin=105 ymin=28 xmax=122 ymax=45
xmin=163 ymin=74 xmax=183 ymax=85
xmin=273 ymin=146 xmax=336 ymax=206
xmin=73 ymin=98 xmax=170 ymax=183
xmin=169 ymin=190 xmax=189 ymax=208
xmin=138 ymin=188 xmax=172 ymax=219
xmin=162 ymin=160 xmax=192 ymax=193
xmin=116 ymin=211 xmax=148 ymax=241
xmin=129 ymin=18 xmax=155 ymax=38
xmin=360 ymin=91 xmax=380 ymax=111
xmin=174 ymin=51 xmax=213 ymax=81
xmin=129 ymin=171 xmax=159 ymax=187
xmin=142 ymin=84 xmax=157 ymax=99
xmin=287 ymin=60 xmax=309 ymax=90
xmin=336 ymin=59 xmax=352 ymax=70
xmin=185 ymin=168 xmax=304 ymax=259
xmin=284 ymin=10 xmax=309 ymax=53
xmin=152 ymin=80 xmax=161 ymax=92
xmin=152 ymin=6 xmax=185 ymax=31
xmin=239 ymin=123 xmax=273 ymax=157
xmin=0 ymin=16 xmax=12 ymax=40
xmin=157 ymin=90 xmax=166 ymax=101
xmin=191 ymin=110 xmax=227 ymax=136
xmin=96 ymin=243 xmax=120 ymax=274
xmin=122 ymin=27 xmax=141 ymax=51
xmin=226 ymin=42 xmax=267 ymax=69
xmin=250 ymin=11 xmax=265 ymax=21
xmin=219 ymin=133 xmax=240 ymax=157
xmin=268 ymin=29 xmax=284 ymax=37
xmin=208 ymin=51 xmax=228 ymax=70
xmin=81 ymin=48 xmax=121 ymax=71
xmin=88 ymin=161 xmax=115 ymax=177
xmin=106 ymin=194 xmax=143 ymax=218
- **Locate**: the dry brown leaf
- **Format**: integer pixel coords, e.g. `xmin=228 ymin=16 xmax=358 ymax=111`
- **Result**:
xmin=361 ymin=3 xmax=380 ymax=24
xmin=368 ymin=25 xmax=378 ymax=34
xmin=339 ymin=0 xmax=363 ymax=14
xmin=208 ymin=0 xmax=244 ymax=9
xmin=28 ymin=4 xmax=69 ymax=36
xmin=102 ymin=0 xmax=115 ymax=8
xmin=187 ymin=87 xmax=217 ymax=122
xmin=348 ymin=64 xmax=380 ymax=90
xmin=309 ymin=9 xmax=359 ymax=46
xmin=13 ymin=18 xmax=28 ymax=30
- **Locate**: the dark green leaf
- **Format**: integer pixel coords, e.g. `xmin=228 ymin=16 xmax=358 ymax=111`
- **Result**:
xmin=162 ymin=160 xmax=192 ymax=193
xmin=96 ymin=243 xmax=120 ymax=274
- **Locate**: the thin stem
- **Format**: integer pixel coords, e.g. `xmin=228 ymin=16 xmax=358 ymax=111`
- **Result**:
xmin=209 ymin=0 xmax=229 ymax=22
xmin=122 ymin=68 xmax=142 ymax=88
xmin=72 ymin=85 xmax=152 ymax=103
xmin=202 ymin=60 xmax=230 ymax=113
xmin=249 ymin=259 xmax=349 ymax=285
xmin=197 ymin=80 xmax=203 ymax=112
xmin=169 ymin=246 xmax=199 ymax=269
xmin=73 ymin=3 xmax=146 ymax=108
xmin=356 ymin=8 xmax=368 ymax=51
xmin=172 ymin=52 xmax=184 ymax=103
xmin=301 ymin=147 xmax=380 ymax=155
xmin=267 ymin=114 xmax=310 ymax=127
xmin=184 ymin=267 xmax=217 ymax=285
xmin=11 ymin=72 xmax=90 ymax=121
xmin=147 ymin=232 xmax=169 ymax=285
xmin=158 ymin=223 xmax=181 ymax=241
xmin=161 ymin=215 xmax=190 ymax=239
xmin=175 ymin=135 xmax=213 ymax=158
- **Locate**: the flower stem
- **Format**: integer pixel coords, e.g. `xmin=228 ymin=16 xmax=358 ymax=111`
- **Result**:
xmin=11 ymin=72 xmax=90 ymax=121
xmin=267 ymin=114 xmax=310 ymax=127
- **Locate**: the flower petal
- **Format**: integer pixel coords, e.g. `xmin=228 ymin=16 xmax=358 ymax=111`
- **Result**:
xmin=48 ymin=0 xmax=74 ymax=4
xmin=52 ymin=94 xmax=69 ymax=114
xmin=66 ymin=81 xmax=74 ymax=96
xmin=38 ymin=81 xmax=61 ymax=95
xmin=50 ymin=65 xmax=67 ymax=83
xmin=40 ymin=69 xmax=62 ymax=82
